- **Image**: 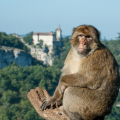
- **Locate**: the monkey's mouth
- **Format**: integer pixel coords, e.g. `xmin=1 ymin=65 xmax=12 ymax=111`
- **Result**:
xmin=79 ymin=48 xmax=91 ymax=51
xmin=78 ymin=48 xmax=91 ymax=55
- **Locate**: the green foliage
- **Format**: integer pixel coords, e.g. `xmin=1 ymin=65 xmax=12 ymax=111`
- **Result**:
xmin=0 ymin=32 xmax=29 ymax=52
xmin=44 ymin=45 xmax=49 ymax=54
xmin=39 ymin=40 xmax=43 ymax=48
xmin=53 ymin=36 xmax=71 ymax=68
xmin=0 ymin=63 xmax=61 ymax=120
xmin=23 ymin=32 xmax=33 ymax=45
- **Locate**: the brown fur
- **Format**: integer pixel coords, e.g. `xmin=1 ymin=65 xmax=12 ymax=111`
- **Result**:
xmin=40 ymin=25 xmax=120 ymax=120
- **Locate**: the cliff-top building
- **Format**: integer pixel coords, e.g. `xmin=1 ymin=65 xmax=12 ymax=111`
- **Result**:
xmin=31 ymin=25 xmax=62 ymax=66
xmin=32 ymin=25 xmax=62 ymax=48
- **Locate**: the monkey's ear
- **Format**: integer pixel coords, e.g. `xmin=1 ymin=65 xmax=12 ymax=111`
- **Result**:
xmin=73 ymin=27 xmax=76 ymax=33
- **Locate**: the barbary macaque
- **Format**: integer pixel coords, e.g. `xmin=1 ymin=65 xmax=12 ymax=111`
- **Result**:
xmin=40 ymin=25 xmax=120 ymax=120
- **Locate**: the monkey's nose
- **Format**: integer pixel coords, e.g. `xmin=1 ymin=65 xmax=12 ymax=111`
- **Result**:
xmin=81 ymin=41 xmax=87 ymax=45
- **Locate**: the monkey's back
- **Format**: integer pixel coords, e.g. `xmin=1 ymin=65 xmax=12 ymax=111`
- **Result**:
xmin=63 ymin=46 xmax=120 ymax=120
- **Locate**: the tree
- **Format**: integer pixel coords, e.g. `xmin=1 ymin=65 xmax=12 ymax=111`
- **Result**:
xmin=23 ymin=32 xmax=33 ymax=45
xmin=39 ymin=40 xmax=43 ymax=49
xmin=0 ymin=32 xmax=29 ymax=52
xmin=44 ymin=45 xmax=49 ymax=54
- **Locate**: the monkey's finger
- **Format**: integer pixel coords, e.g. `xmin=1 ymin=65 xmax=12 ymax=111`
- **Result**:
xmin=51 ymin=102 xmax=57 ymax=109
xmin=40 ymin=100 xmax=47 ymax=109
xmin=40 ymin=103 xmax=44 ymax=110
xmin=56 ymin=101 xmax=62 ymax=108
xmin=56 ymin=102 xmax=58 ymax=108
xmin=43 ymin=103 xmax=48 ymax=110
xmin=51 ymin=103 xmax=54 ymax=109
xmin=56 ymin=102 xmax=59 ymax=108
xmin=41 ymin=103 xmax=46 ymax=111
xmin=41 ymin=105 xmax=45 ymax=111
xmin=40 ymin=101 xmax=46 ymax=109
xmin=42 ymin=98 xmax=46 ymax=102
xmin=40 ymin=103 xmax=43 ymax=109
xmin=42 ymin=102 xmax=49 ymax=111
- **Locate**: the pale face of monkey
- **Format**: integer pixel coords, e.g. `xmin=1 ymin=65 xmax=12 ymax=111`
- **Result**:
xmin=76 ymin=33 xmax=92 ymax=56
xmin=70 ymin=25 xmax=101 ymax=57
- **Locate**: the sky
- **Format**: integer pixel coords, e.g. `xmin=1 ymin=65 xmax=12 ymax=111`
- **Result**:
xmin=0 ymin=0 xmax=120 ymax=40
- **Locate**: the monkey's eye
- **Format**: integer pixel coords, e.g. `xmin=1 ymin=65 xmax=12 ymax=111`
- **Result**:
xmin=86 ymin=35 xmax=91 ymax=38
xmin=78 ymin=35 xmax=84 ymax=37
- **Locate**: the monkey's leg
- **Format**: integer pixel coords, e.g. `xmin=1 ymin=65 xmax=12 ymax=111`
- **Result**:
xmin=58 ymin=106 xmax=83 ymax=120
xmin=58 ymin=106 xmax=71 ymax=120
xmin=62 ymin=87 xmax=86 ymax=120
xmin=65 ymin=111 xmax=83 ymax=120
xmin=63 ymin=87 xmax=99 ymax=120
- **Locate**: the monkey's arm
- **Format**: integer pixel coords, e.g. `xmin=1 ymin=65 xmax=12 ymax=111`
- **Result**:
xmin=58 ymin=71 xmax=104 ymax=94
xmin=40 ymin=86 xmax=63 ymax=111
xmin=51 ymin=86 xmax=63 ymax=101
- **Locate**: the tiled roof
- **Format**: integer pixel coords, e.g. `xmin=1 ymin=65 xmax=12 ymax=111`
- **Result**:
xmin=33 ymin=32 xmax=53 ymax=36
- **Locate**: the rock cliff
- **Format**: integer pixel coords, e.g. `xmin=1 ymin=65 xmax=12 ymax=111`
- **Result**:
xmin=0 ymin=46 xmax=32 ymax=69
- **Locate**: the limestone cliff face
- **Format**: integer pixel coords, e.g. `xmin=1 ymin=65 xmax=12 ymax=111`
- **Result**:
xmin=31 ymin=47 xmax=53 ymax=66
xmin=0 ymin=46 xmax=32 ymax=69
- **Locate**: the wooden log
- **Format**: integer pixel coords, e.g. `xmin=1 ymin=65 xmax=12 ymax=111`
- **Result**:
xmin=27 ymin=87 xmax=67 ymax=120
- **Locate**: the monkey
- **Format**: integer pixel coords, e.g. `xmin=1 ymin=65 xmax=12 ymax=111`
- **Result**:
xmin=40 ymin=25 xmax=120 ymax=120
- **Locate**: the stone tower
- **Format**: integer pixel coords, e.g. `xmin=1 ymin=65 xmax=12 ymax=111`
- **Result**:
xmin=56 ymin=25 xmax=62 ymax=41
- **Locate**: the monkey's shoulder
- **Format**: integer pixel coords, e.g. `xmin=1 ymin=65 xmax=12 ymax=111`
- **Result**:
xmin=64 ymin=48 xmax=73 ymax=64
xmin=98 ymin=47 xmax=117 ymax=64
xmin=93 ymin=46 xmax=115 ymax=61
xmin=82 ymin=46 xmax=118 ymax=69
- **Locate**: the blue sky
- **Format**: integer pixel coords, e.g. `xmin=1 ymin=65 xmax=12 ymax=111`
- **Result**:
xmin=0 ymin=0 xmax=120 ymax=40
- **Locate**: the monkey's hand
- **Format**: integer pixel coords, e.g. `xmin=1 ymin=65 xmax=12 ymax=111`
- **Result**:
xmin=40 ymin=97 xmax=62 ymax=111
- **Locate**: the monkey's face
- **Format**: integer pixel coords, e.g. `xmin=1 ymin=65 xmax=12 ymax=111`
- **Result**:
xmin=71 ymin=25 xmax=100 ymax=56
xmin=77 ymin=33 xmax=92 ymax=55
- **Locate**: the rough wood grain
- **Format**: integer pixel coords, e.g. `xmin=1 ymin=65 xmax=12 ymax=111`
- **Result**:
xmin=27 ymin=87 xmax=67 ymax=120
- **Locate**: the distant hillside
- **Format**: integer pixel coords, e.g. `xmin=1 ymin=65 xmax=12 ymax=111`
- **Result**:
xmin=0 ymin=32 xmax=29 ymax=52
